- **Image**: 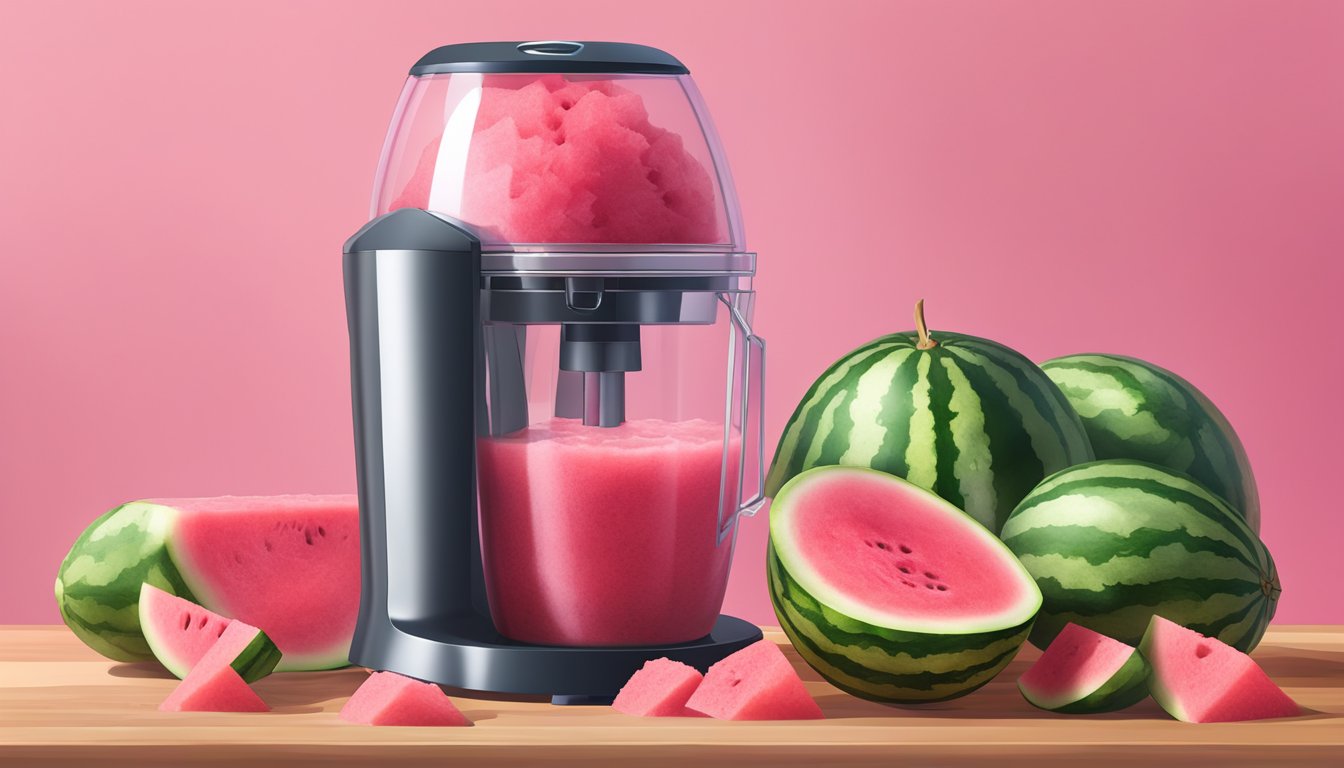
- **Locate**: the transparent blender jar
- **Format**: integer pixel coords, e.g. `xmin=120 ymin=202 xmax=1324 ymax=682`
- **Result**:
xmin=371 ymin=47 xmax=763 ymax=647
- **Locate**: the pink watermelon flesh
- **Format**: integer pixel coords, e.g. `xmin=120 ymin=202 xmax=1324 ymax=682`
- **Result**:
xmin=785 ymin=470 xmax=1037 ymax=628
xmin=685 ymin=640 xmax=824 ymax=720
xmin=139 ymin=584 xmax=233 ymax=679
xmin=612 ymin=658 xmax=708 ymax=717
xmin=1018 ymin=622 xmax=1138 ymax=709
xmin=160 ymin=495 xmax=359 ymax=671
xmin=1142 ymin=616 xmax=1299 ymax=722
xmin=340 ymin=671 xmax=472 ymax=726
xmin=160 ymin=662 xmax=268 ymax=712
xmin=392 ymin=75 xmax=720 ymax=245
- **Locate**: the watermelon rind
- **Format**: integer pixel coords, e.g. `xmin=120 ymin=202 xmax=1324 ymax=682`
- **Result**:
xmin=1000 ymin=459 xmax=1279 ymax=652
xmin=768 ymin=467 xmax=1040 ymax=704
xmin=1019 ymin=646 xmax=1150 ymax=714
xmin=138 ymin=583 xmax=282 ymax=683
xmin=55 ymin=503 xmax=193 ymax=662
xmin=1042 ymin=353 xmax=1259 ymax=532
xmin=767 ymin=329 xmax=1094 ymax=533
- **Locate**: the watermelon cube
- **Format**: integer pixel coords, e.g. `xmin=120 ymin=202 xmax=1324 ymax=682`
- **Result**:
xmin=160 ymin=662 xmax=269 ymax=712
xmin=340 ymin=671 xmax=472 ymax=727
xmin=685 ymin=640 xmax=824 ymax=720
xmin=1140 ymin=616 xmax=1299 ymax=722
xmin=612 ymin=658 xmax=707 ymax=717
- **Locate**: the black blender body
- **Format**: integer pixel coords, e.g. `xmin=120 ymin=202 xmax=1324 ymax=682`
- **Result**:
xmin=344 ymin=42 xmax=764 ymax=700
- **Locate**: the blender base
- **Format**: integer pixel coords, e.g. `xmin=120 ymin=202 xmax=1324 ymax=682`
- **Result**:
xmin=350 ymin=612 xmax=763 ymax=702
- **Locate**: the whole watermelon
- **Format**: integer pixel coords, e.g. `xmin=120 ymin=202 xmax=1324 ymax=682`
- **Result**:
xmin=1000 ymin=459 xmax=1279 ymax=651
xmin=1041 ymin=353 xmax=1259 ymax=531
xmin=767 ymin=301 xmax=1095 ymax=533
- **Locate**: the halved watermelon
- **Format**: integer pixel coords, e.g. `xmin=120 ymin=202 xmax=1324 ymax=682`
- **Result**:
xmin=56 ymin=495 xmax=358 ymax=670
xmin=139 ymin=584 xmax=280 ymax=682
xmin=685 ymin=640 xmax=823 ymax=720
xmin=1140 ymin=616 xmax=1299 ymax=723
xmin=1018 ymin=622 xmax=1149 ymax=713
xmin=613 ymin=658 xmax=707 ymax=717
xmin=340 ymin=672 xmax=473 ymax=726
xmin=769 ymin=466 xmax=1041 ymax=703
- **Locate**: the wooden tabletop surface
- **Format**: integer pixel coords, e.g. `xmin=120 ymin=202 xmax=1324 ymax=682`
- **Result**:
xmin=0 ymin=624 xmax=1340 ymax=766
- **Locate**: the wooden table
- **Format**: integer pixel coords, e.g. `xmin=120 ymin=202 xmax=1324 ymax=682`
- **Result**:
xmin=1 ymin=625 xmax=1340 ymax=766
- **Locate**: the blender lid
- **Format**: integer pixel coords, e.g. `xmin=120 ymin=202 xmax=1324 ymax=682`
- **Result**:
xmin=410 ymin=41 xmax=689 ymax=76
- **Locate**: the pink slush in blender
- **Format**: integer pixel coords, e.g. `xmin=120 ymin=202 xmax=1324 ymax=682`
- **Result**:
xmin=343 ymin=41 xmax=766 ymax=702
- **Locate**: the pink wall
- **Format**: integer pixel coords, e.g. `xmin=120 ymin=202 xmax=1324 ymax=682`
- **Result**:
xmin=2 ymin=1 xmax=1341 ymax=626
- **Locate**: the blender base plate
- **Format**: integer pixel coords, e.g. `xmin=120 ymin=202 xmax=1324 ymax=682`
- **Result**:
xmin=349 ymin=612 xmax=763 ymax=702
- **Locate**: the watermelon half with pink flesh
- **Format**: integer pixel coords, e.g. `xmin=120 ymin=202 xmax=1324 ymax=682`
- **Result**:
xmin=54 ymin=495 xmax=358 ymax=671
xmin=1018 ymin=622 xmax=1149 ymax=713
xmin=160 ymin=634 xmax=270 ymax=713
xmin=768 ymin=466 xmax=1041 ymax=704
xmin=139 ymin=584 xmax=280 ymax=682
xmin=1140 ymin=615 xmax=1299 ymax=722
xmin=340 ymin=672 xmax=473 ymax=726
xmin=685 ymin=639 xmax=824 ymax=720
xmin=612 ymin=658 xmax=707 ymax=717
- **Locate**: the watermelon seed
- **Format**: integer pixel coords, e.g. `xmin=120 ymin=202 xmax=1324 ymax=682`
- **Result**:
xmin=197 ymin=616 xmax=208 ymax=629
xmin=924 ymin=571 xmax=938 ymax=580
xmin=647 ymin=169 xmax=662 ymax=185
xmin=217 ymin=626 xmax=226 ymax=637
xmin=901 ymin=580 xmax=916 ymax=588
xmin=182 ymin=614 xmax=191 ymax=631
xmin=304 ymin=530 xmax=314 ymax=545
xmin=925 ymin=584 xmax=935 ymax=590
xmin=560 ymin=100 xmax=573 ymax=110
xmin=318 ymin=526 xmax=326 ymax=538
xmin=899 ymin=545 xmax=912 ymax=554
xmin=936 ymin=585 xmax=948 ymax=591
xmin=898 ymin=566 xmax=911 ymax=574
xmin=1196 ymin=644 xmax=1212 ymax=659
xmin=264 ymin=539 xmax=273 ymax=552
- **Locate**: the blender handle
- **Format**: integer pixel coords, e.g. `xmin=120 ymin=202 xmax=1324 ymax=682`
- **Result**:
xmin=738 ymin=332 xmax=767 ymax=519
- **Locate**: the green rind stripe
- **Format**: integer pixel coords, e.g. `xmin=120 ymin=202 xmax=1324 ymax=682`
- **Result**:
xmin=1022 ymin=649 xmax=1150 ymax=714
xmin=234 ymin=629 xmax=283 ymax=683
xmin=1004 ymin=524 xmax=1258 ymax=571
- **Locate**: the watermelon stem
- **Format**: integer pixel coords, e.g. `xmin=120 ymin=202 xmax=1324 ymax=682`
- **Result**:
xmin=915 ymin=299 xmax=938 ymax=350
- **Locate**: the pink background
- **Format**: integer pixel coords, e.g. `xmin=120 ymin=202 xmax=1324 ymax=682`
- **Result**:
xmin=2 ymin=1 xmax=1341 ymax=626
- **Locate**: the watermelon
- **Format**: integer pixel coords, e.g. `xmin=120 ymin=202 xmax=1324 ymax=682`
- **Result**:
xmin=340 ymin=672 xmax=473 ymax=726
xmin=684 ymin=639 xmax=823 ymax=720
xmin=767 ymin=300 xmax=1094 ymax=533
xmin=55 ymin=495 xmax=358 ymax=671
xmin=139 ymin=584 xmax=280 ymax=682
xmin=612 ymin=658 xmax=707 ymax=717
xmin=1000 ymin=460 xmax=1279 ymax=652
xmin=160 ymin=655 xmax=269 ymax=712
xmin=1017 ymin=622 xmax=1149 ymax=713
xmin=1042 ymin=353 xmax=1259 ymax=531
xmin=1140 ymin=616 xmax=1299 ymax=722
xmin=768 ymin=466 xmax=1041 ymax=704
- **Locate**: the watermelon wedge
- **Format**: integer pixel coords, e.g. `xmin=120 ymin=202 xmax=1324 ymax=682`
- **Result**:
xmin=612 ymin=658 xmax=707 ymax=717
xmin=1140 ymin=616 xmax=1299 ymax=723
xmin=160 ymin=652 xmax=269 ymax=712
xmin=685 ymin=640 xmax=823 ymax=720
xmin=56 ymin=495 xmax=358 ymax=670
xmin=139 ymin=584 xmax=280 ymax=682
xmin=1018 ymin=623 xmax=1149 ymax=713
xmin=340 ymin=672 xmax=473 ymax=726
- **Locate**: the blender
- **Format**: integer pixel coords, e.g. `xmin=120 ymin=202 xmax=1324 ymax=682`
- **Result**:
xmin=343 ymin=41 xmax=765 ymax=702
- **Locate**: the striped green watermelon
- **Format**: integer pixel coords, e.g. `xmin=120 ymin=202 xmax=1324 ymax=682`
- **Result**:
xmin=767 ymin=301 xmax=1094 ymax=533
xmin=1041 ymin=354 xmax=1259 ymax=531
xmin=768 ymin=466 xmax=1041 ymax=704
xmin=1000 ymin=460 xmax=1279 ymax=652
xmin=55 ymin=495 xmax=358 ymax=671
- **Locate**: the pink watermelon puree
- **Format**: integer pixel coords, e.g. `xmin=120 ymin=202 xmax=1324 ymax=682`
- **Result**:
xmin=788 ymin=471 xmax=1035 ymax=625
xmin=476 ymin=417 xmax=737 ymax=646
xmin=393 ymin=75 xmax=720 ymax=244
xmin=160 ymin=495 xmax=359 ymax=667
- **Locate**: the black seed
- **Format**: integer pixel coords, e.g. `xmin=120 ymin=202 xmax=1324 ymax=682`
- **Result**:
xmin=924 ymin=571 xmax=938 ymax=580
xmin=936 ymin=585 xmax=948 ymax=592
xmin=899 ymin=545 xmax=913 ymax=554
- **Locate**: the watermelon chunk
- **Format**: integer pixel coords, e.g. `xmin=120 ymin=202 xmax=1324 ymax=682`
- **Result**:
xmin=55 ymin=495 xmax=359 ymax=671
xmin=1140 ymin=616 xmax=1299 ymax=722
xmin=1018 ymin=623 xmax=1149 ymax=713
xmin=160 ymin=656 xmax=269 ymax=712
xmin=612 ymin=658 xmax=707 ymax=717
xmin=685 ymin=640 xmax=823 ymax=720
xmin=139 ymin=584 xmax=281 ymax=682
xmin=340 ymin=671 xmax=473 ymax=726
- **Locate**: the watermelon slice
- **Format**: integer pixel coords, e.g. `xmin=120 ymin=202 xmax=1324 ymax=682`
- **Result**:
xmin=612 ymin=658 xmax=708 ymax=717
xmin=340 ymin=671 xmax=473 ymax=726
xmin=139 ymin=584 xmax=281 ymax=682
xmin=160 ymin=641 xmax=270 ymax=713
xmin=56 ymin=495 xmax=358 ymax=671
xmin=685 ymin=640 xmax=823 ymax=720
xmin=1140 ymin=615 xmax=1299 ymax=722
xmin=1018 ymin=622 xmax=1149 ymax=713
